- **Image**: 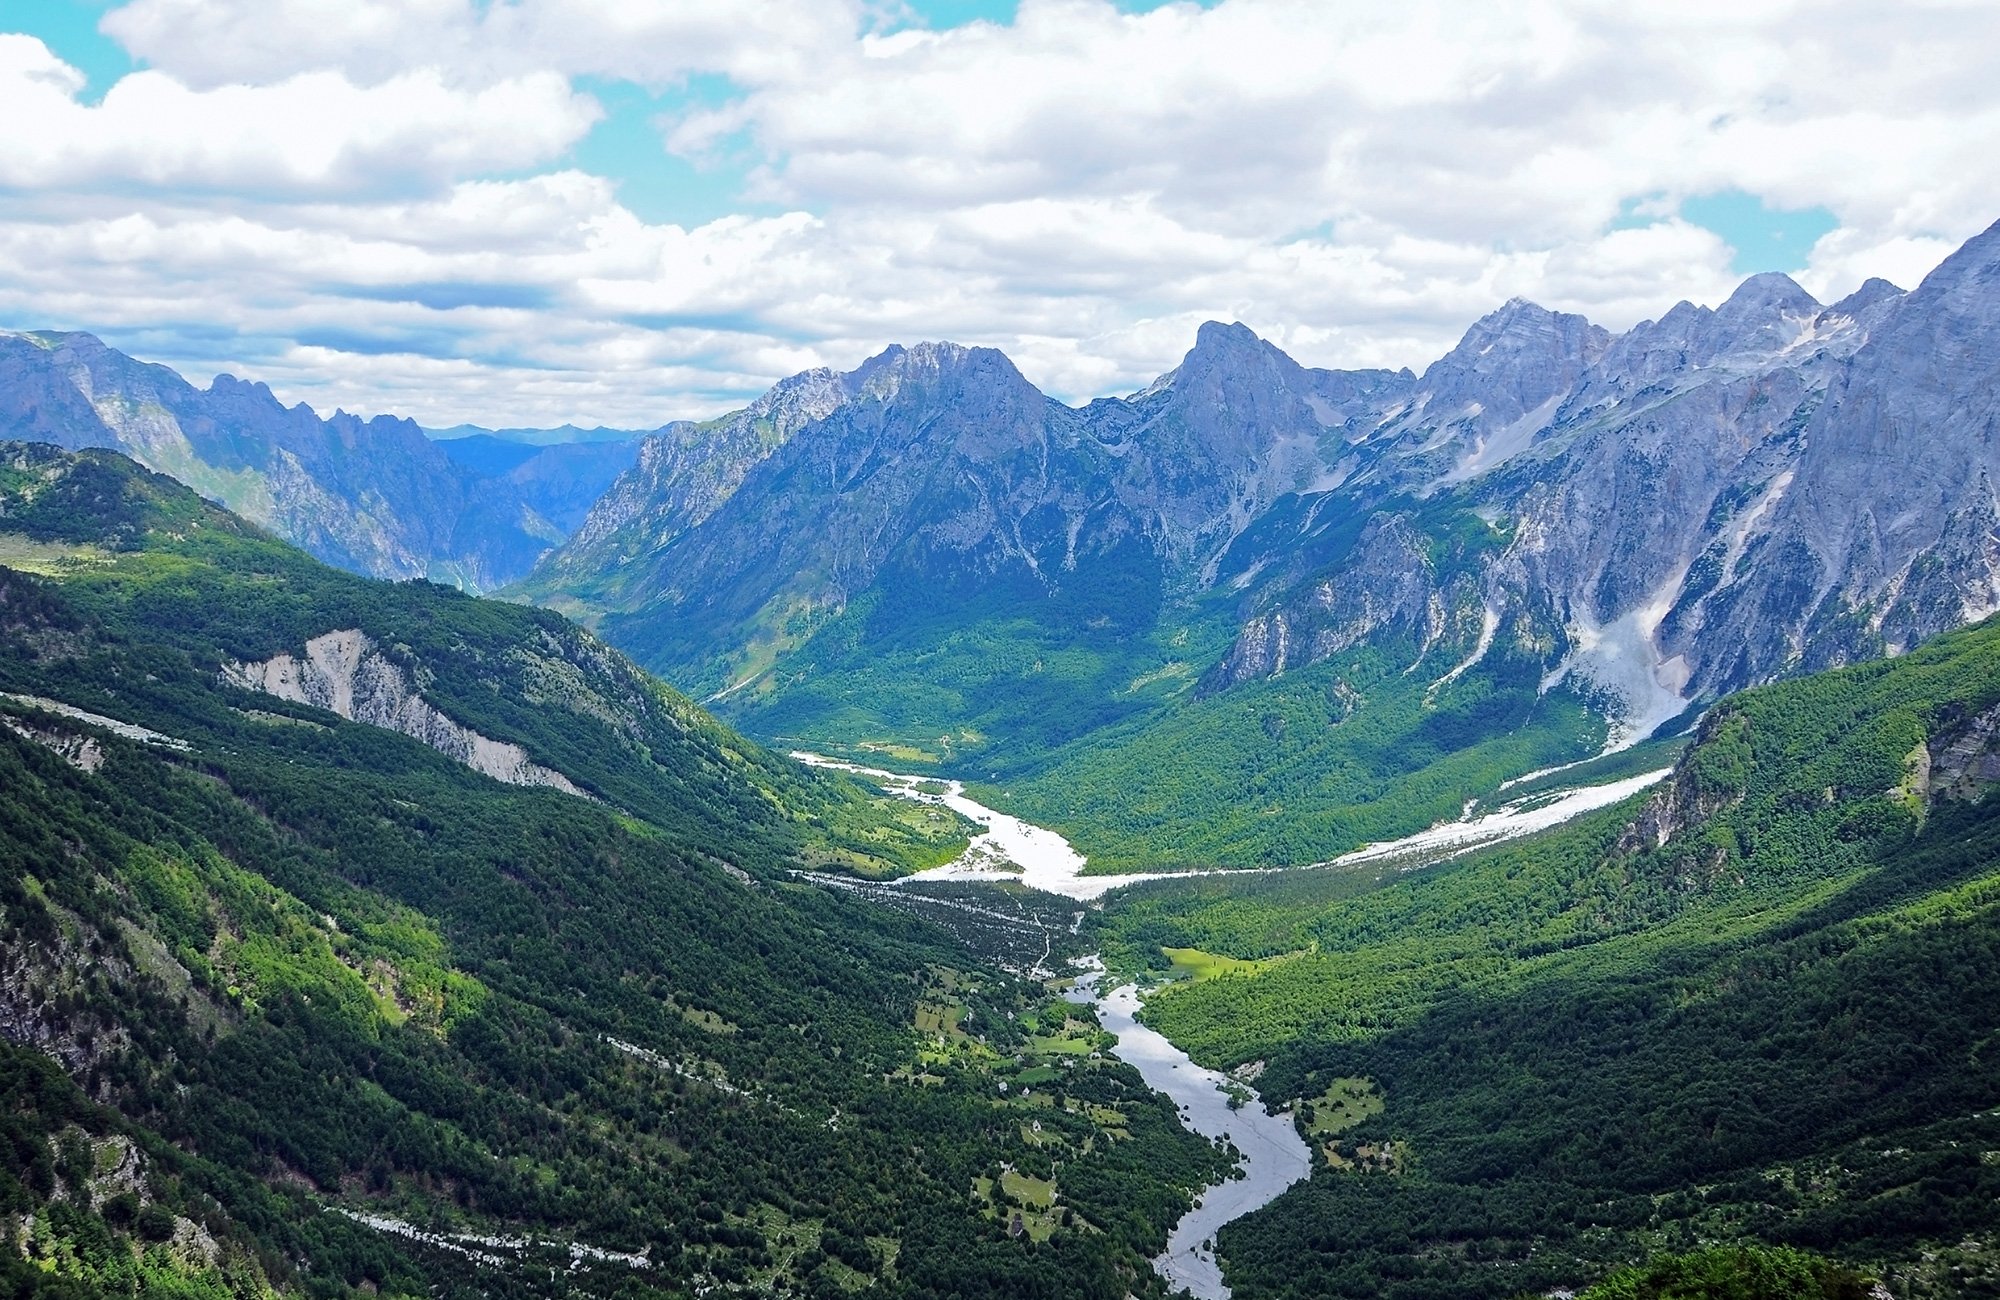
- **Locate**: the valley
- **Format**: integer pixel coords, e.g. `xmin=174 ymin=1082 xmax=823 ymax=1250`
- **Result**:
xmin=498 ymin=221 xmax=2000 ymax=882
xmin=781 ymin=599 xmax=2000 ymax=1297
xmin=7 ymin=5 xmax=1999 ymax=1298
xmin=8 ymin=220 xmax=2000 ymax=1300
xmin=0 ymin=445 xmax=1232 ymax=1299
xmin=803 ymin=737 xmax=1685 ymax=1298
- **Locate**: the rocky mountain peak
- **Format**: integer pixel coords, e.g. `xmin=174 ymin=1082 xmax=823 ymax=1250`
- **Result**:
xmin=203 ymin=373 xmax=303 ymax=425
xmin=1411 ymin=298 xmax=1608 ymax=431
xmin=849 ymin=340 xmax=1025 ymax=405
xmin=1190 ymin=318 xmax=1266 ymax=354
xmin=1429 ymin=299 xmax=1607 ymax=376
xmin=1701 ymin=271 xmax=1823 ymax=357
xmin=1825 ymin=276 xmax=1906 ymax=319
xmin=1576 ymin=274 xmax=1833 ymax=409
xmin=1717 ymin=270 xmax=1820 ymax=321
xmin=742 ymin=365 xmax=855 ymax=438
xmin=1173 ymin=320 xmax=1300 ymax=388
xmin=206 ymin=372 xmax=276 ymax=400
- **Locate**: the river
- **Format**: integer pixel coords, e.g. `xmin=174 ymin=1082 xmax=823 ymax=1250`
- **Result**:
xmin=794 ymin=750 xmax=1669 ymax=1298
xmin=1065 ymin=966 xmax=1312 ymax=1298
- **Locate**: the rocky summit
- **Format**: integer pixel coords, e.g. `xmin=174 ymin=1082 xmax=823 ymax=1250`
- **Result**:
xmin=511 ymin=219 xmax=2000 ymax=867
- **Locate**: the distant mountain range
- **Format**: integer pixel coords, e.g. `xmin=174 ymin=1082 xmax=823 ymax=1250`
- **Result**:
xmin=425 ymin=421 xmax=653 ymax=446
xmin=0 ymin=332 xmax=639 ymax=592
xmin=515 ymin=217 xmax=2000 ymax=868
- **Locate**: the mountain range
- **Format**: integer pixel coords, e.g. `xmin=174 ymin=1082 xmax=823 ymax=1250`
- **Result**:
xmin=0 ymin=332 xmax=639 ymax=593
xmin=509 ymin=218 xmax=2000 ymax=869
xmin=7 ymin=224 xmax=2000 ymax=869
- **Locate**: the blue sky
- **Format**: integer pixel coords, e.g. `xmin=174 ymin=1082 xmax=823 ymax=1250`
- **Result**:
xmin=18 ymin=0 xmax=129 ymax=95
xmin=0 ymin=0 xmax=1989 ymax=426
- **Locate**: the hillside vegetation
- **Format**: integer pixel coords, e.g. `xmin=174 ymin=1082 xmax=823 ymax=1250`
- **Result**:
xmin=1094 ymin=613 xmax=2000 ymax=1297
xmin=0 ymin=442 xmax=1228 ymax=1300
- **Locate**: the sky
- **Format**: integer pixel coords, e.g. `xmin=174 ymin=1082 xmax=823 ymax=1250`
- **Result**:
xmin=1 ymin=0 xmax=1996 ymax=429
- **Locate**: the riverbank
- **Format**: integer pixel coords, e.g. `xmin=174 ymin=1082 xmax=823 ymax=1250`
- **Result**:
xmin=795 ymin=751 xmax=1669 ymax=898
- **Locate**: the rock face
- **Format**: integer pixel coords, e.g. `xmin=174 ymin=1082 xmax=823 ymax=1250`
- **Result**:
xmin=520 ymin=365 xmax=871 ymax=597
xmin=1196 ymin=222 xmax=2000 ymax=740
xmin=1924 ymin=701 xmax=2000 ymax=804
xmin=0 ymin=332 xmax=611 ymax=591
xmin=502 ymin=221 xmax=2000 ymax=754
xmin=529 ymin=329 xmax=1417 ymax=686
xmin=223 ymin=629 xmax=587 ymax=796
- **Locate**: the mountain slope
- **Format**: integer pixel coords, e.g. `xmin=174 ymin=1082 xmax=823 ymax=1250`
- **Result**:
xmin=1100 ymin=611 xmax=2000 ymax=1299
xmin=0 ymin=332 xmax=571 ymax=591
xmin=518 ymin=361 xmax=884 ymax=613
xmin=434 ymin=433 xmax=640 ymax=534
xmin=519 ymin=220 xmax=2000 ymax=872
xmin=0 ymin=442 xmax=1226 ymax=1299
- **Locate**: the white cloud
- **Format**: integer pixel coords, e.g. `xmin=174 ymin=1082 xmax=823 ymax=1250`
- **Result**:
xmin=0 ymin=35 xmax=595 ymax=192
xmin=101 ymin=0 xmax=862 ymax=88
xmin=0 ymin=0 xmax=1994 ymax=425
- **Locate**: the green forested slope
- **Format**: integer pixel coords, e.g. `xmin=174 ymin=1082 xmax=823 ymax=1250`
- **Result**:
xmin=0 ymin=443 xmax=1228 ymax=1299
xmin=1095 ymin=614 xmax=2000 ymax=1297
xmin=686 ymin=494 xmax=1610 ymax=874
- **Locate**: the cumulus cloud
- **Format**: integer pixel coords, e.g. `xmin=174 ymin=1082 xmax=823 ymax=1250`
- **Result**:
xmin=100 ymin=0 xmax=861 ymax=88
xmin=0 ymin=35 xmax=595 ymax=192
xmin=0 ymin=0 xmax=1995 ymax=426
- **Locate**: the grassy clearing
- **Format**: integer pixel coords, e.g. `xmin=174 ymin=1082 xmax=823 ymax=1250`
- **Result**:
xmin=1000 ymin=1169 xmax=1056 ymax=1208
xmin=680 ymin=1006 xmax=738 ymax=1035
xmin=0 ymin=531 xmax=112 ymax=574
xmin=1298 ymin=1076 xmax=1383 ymax=1137
xmin=973 ymin=1171 xmax=1065 ymax=1242
xmin=1164 ymin=945 xmax=1293 ymax=982
xmin=857 ymin=739 xmax=944 ymax=764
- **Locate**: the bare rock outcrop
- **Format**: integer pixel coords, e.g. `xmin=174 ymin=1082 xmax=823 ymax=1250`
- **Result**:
xmin=223 ymin=629 xmax=587 ymax=797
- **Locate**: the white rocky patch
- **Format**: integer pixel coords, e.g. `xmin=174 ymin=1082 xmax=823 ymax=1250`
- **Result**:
xmin=1425 ymin=602 xmax=1501 ymax=701
xmin=1434 ymin=393 xmax=1564 ymax=488
xmin=1541 ymin=577 xmax=1693 ymax=752
xmin=2 ymin=715 xmax=105 ymax=771
xmin=1718 ymin=469 xmax=1795 ymax=589
xmin=1 ymin=692 xmax=189 ymax=753
xmin=1325 ymin=770 xmax=1671 ymax=868
xmin=222 ymin=630 xmax=586 ymax=797
xmin=797 ymin=750 xmax=1669 ymax=902
xmin=328 ymin=1208 xmax=650 ymax=1272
